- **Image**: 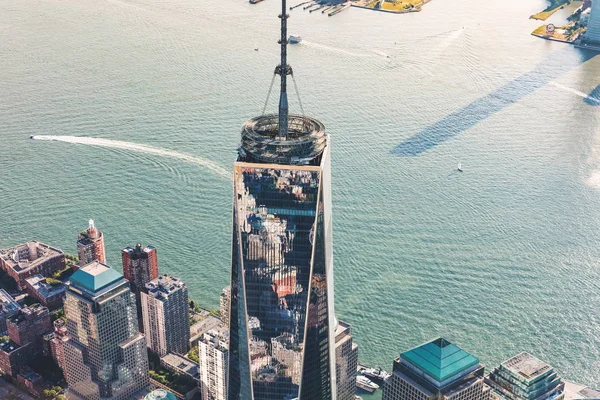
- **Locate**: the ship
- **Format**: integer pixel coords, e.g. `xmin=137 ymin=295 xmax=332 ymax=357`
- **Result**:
xmin=356 ymin=375 xmax=379 ymax=393
xmin=359 ymin=366 xmax=391 ymax=383
xmin=288 ymin=35 xmax=302 ymax=44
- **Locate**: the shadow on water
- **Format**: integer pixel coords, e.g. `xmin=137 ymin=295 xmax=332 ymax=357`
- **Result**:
xmin=584 ymin=84 xmax=600 ymax=106
xmin=392 ymin=48 xmax=598 ymax=157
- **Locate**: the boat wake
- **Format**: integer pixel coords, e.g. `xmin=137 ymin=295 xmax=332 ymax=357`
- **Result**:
xmin=30 ymin=135 xmax=231 ymax=179
xmin=549 ymin=82 xmax=600 ymax=104
xmin=300 ymin=40 xmax=371 ymax=58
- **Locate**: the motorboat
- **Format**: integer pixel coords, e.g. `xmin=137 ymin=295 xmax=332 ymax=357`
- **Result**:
xmin=359 ymin=367 xmax=391 ymax=382
xmin=457 ymin=162 xmax=463 ymax=172
xmin=356 ymin=375 xmax=379 ymax=393
xmin=288 ymin=35 xmax=302 ymax=44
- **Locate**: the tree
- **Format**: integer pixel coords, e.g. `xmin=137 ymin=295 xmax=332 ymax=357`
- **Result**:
xmin=187 ymin=345 xmax=199 ymax=363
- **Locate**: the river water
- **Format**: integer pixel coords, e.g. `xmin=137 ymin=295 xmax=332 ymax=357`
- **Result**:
xmin=1 ymin=0 xmax=600 ymax=394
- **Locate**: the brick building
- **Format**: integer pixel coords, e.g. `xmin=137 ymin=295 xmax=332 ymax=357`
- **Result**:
xmin=0 ymin=242 xmax=65 ymax=290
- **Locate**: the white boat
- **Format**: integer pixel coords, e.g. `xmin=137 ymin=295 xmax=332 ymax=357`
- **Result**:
xmin=356 ymin=375 xmax=379 ymax=393
xmin=457 ymin=162 xmax=463 ymax=172
xmin=359 ymin=367 xmax=391 ymax=382
xmin=254 ymin=43 xmax=259 ymax=51
xmin=288 ymin=35 xmax=302 ymax=44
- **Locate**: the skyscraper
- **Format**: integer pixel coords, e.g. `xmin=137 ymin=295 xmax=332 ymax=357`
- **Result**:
xmin=382 ymin=338 xmax=491 ymax=400
xmin=485 ymin=353 xmax=565 ymax=400
xmin=141 ymin=274 xmax=190 ymax=356
xmin=77 ymin=219 xmax=106 ymax=267
xmin=122 ymin=243 xmax=159 ymax=324
xmin=63 ymin=261 xmax=149 ymax=400
xmin=227 ymin=0 xmax=336 ymax=398
xmin=581 ymin=0 xmax=600 ymax=49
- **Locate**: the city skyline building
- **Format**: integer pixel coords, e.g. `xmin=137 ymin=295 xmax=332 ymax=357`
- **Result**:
xmin=581 ymin=0 xmax=600 ymax=49
xmin=335 ymin=321 xmax=359 ymax=400
xmin=141 ymin=274 xmax=190 ymax=356
xmin=485 ymin=352 xmax=565 ymax=400
xmin=199 ymin=325 xmax=229 ymax=400
xmin=0 ymin=290 xmax=21 ymax=335
xmin=0 ymin=241 xmax=66 ymax=290
xmin=382 ymin=338 xmax=491 ymax=400
xmin=63 ymin=261 xmax=149 ymax=400
xmin=122 ymin=243 xmax=159 ymax=326
xmin=6 ymin=304 xmax=51 ymax=354
xmin=77 ymin=219 xmax=106 ymax=267
xmin=227 ymin=0 xmax=337 ymax=397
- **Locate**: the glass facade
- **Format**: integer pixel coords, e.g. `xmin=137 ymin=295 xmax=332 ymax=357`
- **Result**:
xmin=228 ymin=141 xmax=336 ymax=400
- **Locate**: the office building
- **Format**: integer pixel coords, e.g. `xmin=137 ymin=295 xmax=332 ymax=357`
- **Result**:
xmin=220 ymin=285 xmax=230 ymax=327
xmin=227 ymin=0 xmax=337 ymax=398
xmin=24 ymin=274 xmax=66 ymax=310
xmin=581 ymin=0 xmax=600 ymax=48
xmin=0 ymin=290 xmax=21 ymax=335
xmin=63 ymin=261 xmax=149 ymax=400
xmin=141 ymin=275 xmax=189 ymax=356
xmin=382 ymin=338 xmax=491 ymax=400
xmin=199 ymin=325 xmax=229 ymax=400
xmin=17 ymin=367 xmax=44 ymax=398
xmin=0 ymin=338 xmax=29 ymax=377
xmin=77 ymin=219 xmax=106 ymax=267
xmin=0 ymin=241 xmax=65 ymax=289
xmin=335 ymin=321 xmax=359 ymax=400
xmin=122 ymin=243 xmax=159 ymax=322
xmin=485 ymin=353 xmax=564 ymax=400
xmin=6 ymin=304 xmax=52 ymax=353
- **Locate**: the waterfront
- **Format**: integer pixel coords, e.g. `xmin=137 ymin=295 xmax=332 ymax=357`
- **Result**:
xmin=1 ymin=0 xmax=600 ymax=397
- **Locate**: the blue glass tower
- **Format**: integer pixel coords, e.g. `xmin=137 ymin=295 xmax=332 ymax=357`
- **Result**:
xmin=227 ymin=0 xmax=337 ymax=398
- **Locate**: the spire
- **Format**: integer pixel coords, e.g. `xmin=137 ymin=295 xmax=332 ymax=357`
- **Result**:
xmin=276 ymin=0 xmax=292 ymax=138
xmin=88 ymin=219 xmax=95 ymax=231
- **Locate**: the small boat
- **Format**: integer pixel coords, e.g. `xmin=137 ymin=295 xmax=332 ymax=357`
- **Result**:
xmin=457 ymin=162 xmax=463 ymax=172
xmin=254 ymin=44 xmax=259 ymax=51
xmin=29 ymin=135 xmax=34 ymax=139
xmin=356 ymin=375 xmax=379 ymax=393
xmin=288 ymin=35 xmax=302 ymax=44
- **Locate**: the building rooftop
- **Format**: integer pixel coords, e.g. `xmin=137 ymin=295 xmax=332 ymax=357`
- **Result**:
xmin=122 ymin=243 xmax=155 ymax=254
xmin=26 ymin=274 xmax=66 ymax=298
xmin=501 ymin=352 xmax=553 ymax=383
xmin=401 ymin=338 xmax=479 ymax=383
xmin=8 ymin=304 xmax=48 ymax=324
xmin=70 ymin=261 xmax=123 ymax=293
xmin=0 ymin=338 xmax=23 ymax=354
xmin=145 ymin=275 xmax=186 ymax=299
xmin=160 ymin=353 xmax=199 ymax=379
xmin=0 ymin=241 xmax=63 ymax=272
xmin=0 ymin=289 xmax=20 ymax=315
xmin=144 ymin=389 xmax=177 ymax=400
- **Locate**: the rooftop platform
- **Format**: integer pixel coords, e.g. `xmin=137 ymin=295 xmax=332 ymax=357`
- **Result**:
xmin=145 ymin=275 xmax=186 ymax=298
xmin=501 ymin=352 xmax=552 ymax=383
xmin=238 ymin=114 xmax=327 ymax=166
xmin=0 ymin=241 xmax=63 ymax=272
xmin=401 ymin=338 xmax=479 ymax=383
xmin=70 ymin=261 xmax=123 ymax=293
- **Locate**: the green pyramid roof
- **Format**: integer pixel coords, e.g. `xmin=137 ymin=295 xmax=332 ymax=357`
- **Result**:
xmin=70 ymin=261 xmax=123 ymax=293
xmin=401 ymin=338 xmax=479 ymax=382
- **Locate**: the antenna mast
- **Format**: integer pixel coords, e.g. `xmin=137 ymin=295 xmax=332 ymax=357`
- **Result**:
xmin=276 ymin=0 xmax=292 ymax=138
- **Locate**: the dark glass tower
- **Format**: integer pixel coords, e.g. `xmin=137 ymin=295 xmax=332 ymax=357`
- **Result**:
xmin=227 ymin=1 xmax=337 ymax=398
